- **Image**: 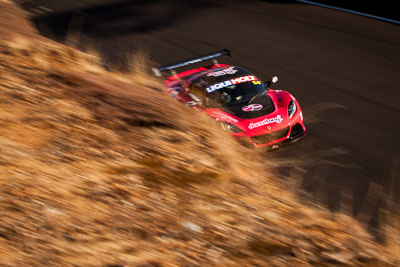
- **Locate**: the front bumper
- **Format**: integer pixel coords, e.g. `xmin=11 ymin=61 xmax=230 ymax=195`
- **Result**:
xmin=238 ymin=122 xmax=306 ymax=150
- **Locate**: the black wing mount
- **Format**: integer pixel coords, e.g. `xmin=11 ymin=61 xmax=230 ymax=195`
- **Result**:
xmin=152 ymin=49 xmax=232 ymax=77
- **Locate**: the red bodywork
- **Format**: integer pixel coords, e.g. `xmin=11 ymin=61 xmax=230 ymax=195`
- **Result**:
xmin=163 ymin=64 xmax=306 ymax=149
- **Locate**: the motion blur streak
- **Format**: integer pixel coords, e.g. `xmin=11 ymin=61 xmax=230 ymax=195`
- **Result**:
xmin=0 ymin=0 xmax=399 ymax=265
xmin=21 ymin=0 xmax=400 ymax=245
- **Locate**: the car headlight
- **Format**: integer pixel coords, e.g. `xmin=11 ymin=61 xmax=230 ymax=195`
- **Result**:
xmin=288 ymin=100 xmax=297 ymax=118
xmin=219 ymin=121 xmax=243 ymax=133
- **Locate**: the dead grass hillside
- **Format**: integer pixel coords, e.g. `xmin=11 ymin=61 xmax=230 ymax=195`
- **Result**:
xmin=0 ymin=1 xmax=398 ymax=266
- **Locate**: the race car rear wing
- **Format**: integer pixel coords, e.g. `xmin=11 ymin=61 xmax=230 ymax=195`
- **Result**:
xmin=152 ymin=49 xmax=232 ymax=76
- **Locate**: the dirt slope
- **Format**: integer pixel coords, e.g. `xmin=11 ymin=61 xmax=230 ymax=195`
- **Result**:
xmin=0 ymin=1 xmax=398 ymax=266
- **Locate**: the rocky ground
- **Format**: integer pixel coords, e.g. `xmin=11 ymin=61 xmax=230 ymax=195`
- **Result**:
xmin=0 ymin=1 xmax=398 ymax=266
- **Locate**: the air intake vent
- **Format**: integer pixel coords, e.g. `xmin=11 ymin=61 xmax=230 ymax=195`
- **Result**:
xmin=250 ymin=127 xmax=289 ymax=145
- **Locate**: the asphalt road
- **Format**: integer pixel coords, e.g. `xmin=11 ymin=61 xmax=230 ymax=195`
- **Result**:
xmin=19 ymin=0 xmax=400 ymax=240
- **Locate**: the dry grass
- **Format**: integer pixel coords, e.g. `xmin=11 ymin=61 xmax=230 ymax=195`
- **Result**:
xmin=0 ymin=35 xmax=398 ymax=266
xmin=125 ymin=48 xmax=163 ymax=90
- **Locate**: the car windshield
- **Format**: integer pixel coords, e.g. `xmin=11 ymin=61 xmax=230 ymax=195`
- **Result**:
xmin=207 ymin=82 xmax=266 ymax=105
xmin=202 ymin=67 xmax=267 ymax=108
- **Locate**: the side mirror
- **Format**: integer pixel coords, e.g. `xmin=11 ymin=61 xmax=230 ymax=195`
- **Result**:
xmin=265 ymin=76 xmax=278 ymax=87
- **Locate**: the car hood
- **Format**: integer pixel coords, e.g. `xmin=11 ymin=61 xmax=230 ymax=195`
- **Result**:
xmin=222 ymin=95 xmax=275 ymax=119
xmin=205 ymin=90 xmax=295 ymax=136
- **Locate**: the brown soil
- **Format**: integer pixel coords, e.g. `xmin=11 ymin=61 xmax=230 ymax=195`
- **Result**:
xmin=0 ymin=1 xmax=398 ymax=266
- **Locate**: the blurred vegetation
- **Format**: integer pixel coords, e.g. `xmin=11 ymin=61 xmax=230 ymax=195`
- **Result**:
xmin=0 ymin=1 xmax=398 ymax=266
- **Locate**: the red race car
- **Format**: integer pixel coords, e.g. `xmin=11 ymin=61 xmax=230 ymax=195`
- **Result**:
xmin=153 ymin=49 xmax=306 ymax=149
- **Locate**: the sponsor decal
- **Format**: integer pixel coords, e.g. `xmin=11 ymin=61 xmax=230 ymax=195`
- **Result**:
xmin=248 ymin=115 xmax=283 ymax=129
xmin=252 ymin=81 xmax=261 ymax=85
xmin=206 ymin=75 xmax=257 ymax=93
xmin=242 ymin=104 xmax=263 ymax=112
xmin=230 ymin=75 xmax=256 ymax=85
xmin=207 ymin=67 xmax=238 ymax=77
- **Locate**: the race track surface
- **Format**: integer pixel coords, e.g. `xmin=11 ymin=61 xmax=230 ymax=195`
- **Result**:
xmin=20 ymin=0 xmax=400 ymax=238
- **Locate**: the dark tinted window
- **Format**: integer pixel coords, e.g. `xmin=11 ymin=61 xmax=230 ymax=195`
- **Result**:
xmin=201 ymin=67 xmax=267 ymax=108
